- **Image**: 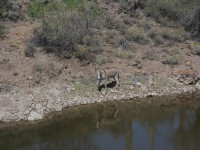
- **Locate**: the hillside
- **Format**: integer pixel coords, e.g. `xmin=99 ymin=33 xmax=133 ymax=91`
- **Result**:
xmin=0 ymin=0 xmax=200 ymax=122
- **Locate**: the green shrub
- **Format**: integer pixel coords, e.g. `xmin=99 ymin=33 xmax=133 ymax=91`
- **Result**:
xmin=37 ymin=2 xmax=97 ymax=57
xmin=33 ymin=1 xmax=101 ymax=60
xmin=0 ymin=0 xmax=7 ymax=17
xmin=27 ymin=0 xmax=44 ymax=19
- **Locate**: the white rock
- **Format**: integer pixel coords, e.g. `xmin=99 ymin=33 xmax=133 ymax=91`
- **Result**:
xmin=195 ymin=80 xmax=200 ymax=90
xmin=27 ymin=111 xmax=43 ymax=121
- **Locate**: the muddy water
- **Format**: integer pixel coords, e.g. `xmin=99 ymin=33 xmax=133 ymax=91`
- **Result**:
xmin=0 ymin=95 xmax=200 ymax=150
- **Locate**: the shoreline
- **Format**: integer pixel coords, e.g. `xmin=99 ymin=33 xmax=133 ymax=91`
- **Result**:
xmin=0 ymin=78 xmax=198 ymax=123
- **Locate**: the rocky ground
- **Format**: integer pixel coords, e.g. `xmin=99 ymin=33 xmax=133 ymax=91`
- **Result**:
xmin=1 ymin=0 xmax=200 ymax=123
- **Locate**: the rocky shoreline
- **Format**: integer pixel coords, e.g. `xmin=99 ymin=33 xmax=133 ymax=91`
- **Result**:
xmin=0 ymin=79 xmax=198 ymax=123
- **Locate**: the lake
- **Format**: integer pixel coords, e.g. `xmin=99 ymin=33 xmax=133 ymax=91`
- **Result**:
xmin=0 ymin=95 xmax=200 ymax=150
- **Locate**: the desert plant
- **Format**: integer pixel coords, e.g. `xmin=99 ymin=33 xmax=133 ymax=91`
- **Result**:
xmin=191 ymin=42 xmax=200 ymax=55
xmin=38 ymin=2 xmax=95 ymax=58
xmin=25 ymin=43 xmax=35 ymax=58
xmin=125 ymin=25 xmax=148 ymax=44
xmin=144 ymin=0 xmax=200 ymax=35
xmin=162 ymin=28 xmax=188 ymax=42
xmin=120 ymin=38 xmax=131 ymax=50
xmin=27 ymin=0 xmax=44 ymax=19
xmin=162 ymin=48 xmax=180 ymax=65
xmin=143 ymin=51 xmax=158 ymax=61
xmin=95 ymin=54 xmax=108 ymax=65
xmin=0 ymin=0 xmax=7 ymax=17
xmin=114 ymin=48 xmax=135 ymax=59
xmin=34 ymin=0 xmax=101 ymax=59
xmin=0 ymin=23 xmax=5 ymax=37
xmin=82 ymin=33 xmax=99 ymax=46
xmin=105 ymin=30 xmax=116 ymax=45
xmin=149 ymin=27 xmax=188 ymax=44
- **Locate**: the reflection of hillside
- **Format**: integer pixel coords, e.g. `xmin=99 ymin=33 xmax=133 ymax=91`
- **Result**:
xmin=0 ymin=100 xmax=200 ymax=150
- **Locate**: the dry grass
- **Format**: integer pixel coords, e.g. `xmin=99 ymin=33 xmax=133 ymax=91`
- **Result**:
xmin=149 ymin=27 xmax=189 ymax=45
xmin=124 ymin=25 xmax=148 ymax=44
xmin=114 ymin=49 xmax=135 ymax=59
xmin=162 ymin=48 xmax=180 ymax=65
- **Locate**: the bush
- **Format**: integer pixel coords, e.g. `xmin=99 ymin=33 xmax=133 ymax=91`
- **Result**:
xmin=143 ymin=51 xmax=158 ymax=61
xmin=95 ymin=54 xmax=108 ymax=65
xmin=114 ymin=49 xmax=135 ymax=59
xmin=27 ymin=0 xmax=44 ymax=19
xmin=125 ymin=25 xmax=148 ymax=44
xmin=162 ymin=48 xmax=180 ymax=65
xmin=25 ymin=43 xmax=35 ymax=58
xmin=191 ymin=42 xmax=200 ymax=55
xmin=0 ymin=23 xmax=5 ymax=37
xmin=0 ymin=0 xmax=7 ymax=17
xmin=33 ymin=0 xmax=101 ymax=59
xmin=144 ymin=0 xmax=200 ymax=35
xmin=37 ymin=1 xmax=98 ymax=58
xmin=119 ymin=38 xmax=131 ymax=50
xmin=148 ymin=27 xmax=188 ymax=44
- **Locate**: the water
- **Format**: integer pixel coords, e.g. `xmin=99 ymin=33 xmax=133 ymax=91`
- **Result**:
xmin=0 ymin=96 xmax=200 ymax=150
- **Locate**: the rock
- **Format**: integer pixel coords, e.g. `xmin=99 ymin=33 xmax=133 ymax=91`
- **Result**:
xmin=27 ymin=111 xmax=43 ymax=121
xmin=195 ymin=81 xmax=200 ymax=90
xmin=146 ymin=92 xmax=158 ymax=98
xmin=102 ymin=91 xmax=106 ymax=95
xmin=133 ymin=81 xmax=141 ymax=87
xmin=110 ymin=90 xmax=115 ymax=93
xmin=27 ymin=75 xmax=33 ymax=80
xmin=129 ymin=86 xmax=134 ymax=90
xmin=175 ymin=69 xmax=199 ymax=85
xmin=185 ymin=60 xmax=192 ymax=66
xmin=182 ymin=77 xmax=195 ymax=85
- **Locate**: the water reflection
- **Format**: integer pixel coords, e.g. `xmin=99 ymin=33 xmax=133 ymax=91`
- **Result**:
xmin=0 ymin=98 xmax=200 ymax=150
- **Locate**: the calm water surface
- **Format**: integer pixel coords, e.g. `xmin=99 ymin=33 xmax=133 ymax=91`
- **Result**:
xmin=0 ymin=97 xmax=200 ymax=150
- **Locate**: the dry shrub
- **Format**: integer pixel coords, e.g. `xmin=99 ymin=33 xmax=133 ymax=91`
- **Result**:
xmin=144 ymin=0 xmax=200 ymax=35
xmin=149 ymin=27 xmax=188 ymax=45
xmin=191 ymin=42 xmax=200 ymax=55
xmin=143 ymin=51 xmax=158 ymax=61
xmin=114 ymin=49 xmax=135 ymax=59
xmin=125 ymin=25 xmax=148 ymax=44
xmin=25 ymin=43 xmax=36 ymax=58
xmin=95 ymin=54 xmax=108 ymax=66
xmin=162 ymin=48 xmax=180 ymax=65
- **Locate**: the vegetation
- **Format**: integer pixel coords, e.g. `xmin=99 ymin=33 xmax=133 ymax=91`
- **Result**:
xmin=144 ymin=0 xmax=200 ymax=35
xmin=25 ymin=43 xmax=35 ymax=58
xmin=192 ymin=42 xmax=200 ymax=55
xmin=0 ymin=0 xmax=7 ymax=17
xmin=162 ymin=48 xmax=180 ymax=65
xmin=29 ymin=0 xmax=101 ymax=60
xmin=0 ymin=23 xmax=5 ymax=37
xmin=0 ymin=0 xmax=7 ymax=37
